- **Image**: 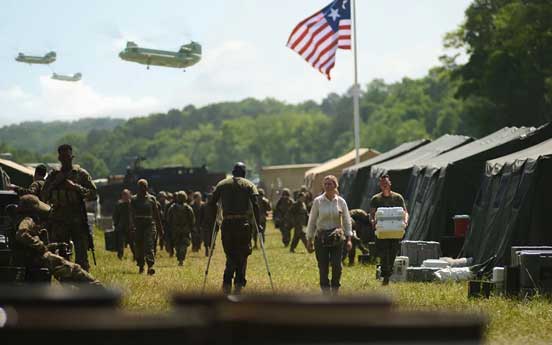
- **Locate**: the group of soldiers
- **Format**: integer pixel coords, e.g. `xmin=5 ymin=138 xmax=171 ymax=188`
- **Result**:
xmin=112 ymin=180 xmax=220 ymax=274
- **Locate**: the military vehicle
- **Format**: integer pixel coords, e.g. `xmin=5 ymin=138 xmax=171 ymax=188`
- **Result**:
xmin=97 ymin=162 xmax=224 ymax=216
xmin=51 ymin=72 xmax=82 ymax=82
xmin=118 ymin=41 xmax=201 ymax=70
xmin=15 ymin=51 xmax=56 ymax=65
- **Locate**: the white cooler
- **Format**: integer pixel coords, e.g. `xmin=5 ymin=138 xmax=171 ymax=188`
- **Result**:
xmin=375 ymin=207 xmax=406 ymax=239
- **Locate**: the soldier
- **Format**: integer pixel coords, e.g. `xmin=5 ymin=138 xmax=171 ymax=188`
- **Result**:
xmin=129 ymin=179 xmax=164 ymax=275
xmin=157 ymin=191 xmax=171 ymax=254
xmin=190 ymin=191 xmax=203 ymax=252
xmin=274 ymin=188 xmax=293 ymax=247
xmin=112 ymin=189 xmax=135 ymax=260
xmin=9 ymin=164 xmax=48 ymax=199
xmin=289 ymin=192 xmax=308 ymax=253
xmin=370 ymin=175 xmax=409 ymax=286
xmin=199 ymin=193 xmax=218 ymax=257
xmin=41 ymin=144 xmax=97 ymax=271
xmin=208 ymin=162 xmax=261 ymax=294
xmin=166 ymin=191 xmax=195 ymax=266
xmin=9 ymin=194 xmax=100 ymax=286
xmin=343 ymin=209 xmax=371 ymax=266
xmin=254 ymin=188 xmax=271 ymax=249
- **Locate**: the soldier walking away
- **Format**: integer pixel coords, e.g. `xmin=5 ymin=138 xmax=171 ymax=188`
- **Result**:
xmin=190 ymin=192 xmax=203 ymax=252
xmin=9 ymin=164 xmax=48 ymax=199
xmin=129 ymin=179 xmax=164 ymax=275
xmin=254 ymin=188 xmax=271 ymax=249
xmin=343 ymin=209 xmax=371 ymax=266
xmin=157 ymin=191 xmax=170 ymax=252
xmin=8 ymin=195 xmax=100 ymax=286
xmin=274 ymin=188 xmax=293 ymax=247
xmin=289 ymin=192 xmax=308 ymax=253
xmin=370 ymin=174 xmax=409 ymax=286
xmin=166 ymin=191 xmax=195 ymax=266
xmin=112 ymin=189 xmax=135 ymax=260
xmin=199 ymin=193 xmax=218 ymax=257
xmin=41 ymin=145 xmax=97 ymax=271
xmin=208 ymin=162 xmax=261 ymax=295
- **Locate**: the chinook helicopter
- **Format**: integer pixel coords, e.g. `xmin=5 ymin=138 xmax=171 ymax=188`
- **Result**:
xmin=51 ymin=72 xmax=82 ymax=82
xmin=119 ymin=41 xmax=201 ymax=70
xmin=15 ymin=51 xmax=56 ymax=65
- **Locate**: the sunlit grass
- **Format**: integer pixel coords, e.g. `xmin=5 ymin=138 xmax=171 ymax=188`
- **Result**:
xmin=91 ymin=221 xmax=552 ymax=345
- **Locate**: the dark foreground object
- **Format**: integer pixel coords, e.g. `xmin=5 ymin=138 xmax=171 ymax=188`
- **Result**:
xmin=0 ymin=286 xmax=486 ymax=345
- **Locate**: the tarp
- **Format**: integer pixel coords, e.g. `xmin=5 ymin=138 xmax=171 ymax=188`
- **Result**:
xmin=462 ymin=138 xmax=552 ymax=265
xmin=260 ymin=163 xmax=320 ymax=205
xmin=339 ymin=139 xmax=430 ymax=208
xmin=405 ymin=124 xmax=552 ymax=244
xmin=358 ymin=135 xmax=472 ymax=211
xmin=305 ymin=148 xmax=380 ymax=195
xmin=0 ymin=158 xmax=34 ymax=188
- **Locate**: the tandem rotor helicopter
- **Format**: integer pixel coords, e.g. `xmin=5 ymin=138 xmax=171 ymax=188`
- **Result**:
xmin=15 ymin=51 xmax=57 ymax=65
xmin=118 ymin=41 xmax=202 ymax=70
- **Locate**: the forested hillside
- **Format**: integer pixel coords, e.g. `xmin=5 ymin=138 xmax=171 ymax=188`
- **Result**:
xmin=0 ymin=0 xmax=550 ymax=178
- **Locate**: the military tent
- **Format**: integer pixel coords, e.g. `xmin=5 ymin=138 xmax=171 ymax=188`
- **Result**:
xmin=339 ymin=139 xmax=430 ymax=208
xmin=462 ymin=138 xmax=552 ymax=265
xmin=305 ymin=149 xmax=379 ymax=196
xmin=261 ymin=163 xmax=320 ymax=204
xmin=0 ymin=158 xmax=34 ymax=188
xmin=405 ymin=125 xmax=552 ymax=243
xmin=358 ymin=135 xmax=472 ymax=211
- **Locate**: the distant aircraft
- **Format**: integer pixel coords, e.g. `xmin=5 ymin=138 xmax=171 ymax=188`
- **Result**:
xmin=51 ymin=72 xmax=82 ymax=82
xmin=118 ymin=41 xmax=201 ymax=70
xmin=15 ymin=51 xmax=56 ymax=65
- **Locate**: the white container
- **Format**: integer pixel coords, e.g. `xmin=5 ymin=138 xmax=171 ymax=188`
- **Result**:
xmin=422 ymin=259 xmax=450 ymax=269
xmin=376 ymin=207 xmax=405 ymax=220
xmin=391 ymin=256 xmax=409 ymax=282
xmin=375 ymin=207 xmax=406 ymax=239
xmin=492 ymin=267 xmax=505 ymax=283
xmin=375 ymin=228 xmax=405 ymax=239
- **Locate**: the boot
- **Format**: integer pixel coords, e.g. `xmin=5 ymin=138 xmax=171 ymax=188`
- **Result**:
xmin=222 ymin=284 xmax=232 ymax=295
xmin=147 ymin=267 xmax=155 ymax=275
xmin=178 ymin=260 xmax=183 ymax=266
xmin=382 ymin=277 xmax=390 ymax=286
xmin=139 ymin=266 xmax=144 ymax=274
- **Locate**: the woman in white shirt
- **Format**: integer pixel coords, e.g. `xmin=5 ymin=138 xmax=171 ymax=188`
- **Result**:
xmin=306 ymin=175 xmax=352 ymax=294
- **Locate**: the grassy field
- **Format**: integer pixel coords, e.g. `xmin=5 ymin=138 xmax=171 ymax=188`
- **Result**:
xmin=91 ymin=222 xmax=552 ymax=345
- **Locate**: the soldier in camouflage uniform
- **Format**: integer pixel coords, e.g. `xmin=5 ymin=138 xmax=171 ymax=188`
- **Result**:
xmin=253 ymin=188 xmax=271 ymax=249
xmin=274 ymin=188 xmax=293 ymax=247
xmin=343 ymin=209 xmax=370 ymax=266
xmin=199 ymin=193 xmax=219 ymax=257
xmin=289 ymin=192 xmax=308 ymax=253
xmin=190 ymin=191 xmax=203 ymax=252
xmin=208 ymin=162 xmax=261 ymax=294
xmin=41 ymin=145 xmax=97 ymax=271
xmin=9 ymin=164 xmax=48 ymax=199
xmin=157 ymin=191 xmax=172 ymax=255
xmin=11 ymin=194 xmax=100 ymax=286
xmin=129 ymin=179 xmax=164 ymax=275
xmin=112 ymin=189 xmax=135 ymax=260
xmin=166 ymin=191 xmax=195 ymax=266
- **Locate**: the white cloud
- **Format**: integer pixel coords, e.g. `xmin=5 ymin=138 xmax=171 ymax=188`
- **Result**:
xmin=0 ymin=76 xmax=160 ymax=125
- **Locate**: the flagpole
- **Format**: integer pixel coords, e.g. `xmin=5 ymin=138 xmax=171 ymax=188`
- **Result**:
xmin=352 ymin=0 xmax=361 ymax=165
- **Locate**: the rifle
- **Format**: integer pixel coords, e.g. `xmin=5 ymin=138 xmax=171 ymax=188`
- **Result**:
xmin=80 ymin=197 xmax=97 ymax=266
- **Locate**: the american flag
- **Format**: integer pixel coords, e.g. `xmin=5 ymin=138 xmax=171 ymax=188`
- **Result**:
xmin=286 ymin=0 xmax=352 ymax=80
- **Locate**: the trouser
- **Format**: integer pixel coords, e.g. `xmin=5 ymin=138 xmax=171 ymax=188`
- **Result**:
xmin=172 ymin=231 xmax=191 ymax=262
xmin=201 ymin=225 xmax=216 ymax=256
xmin=280 ymin=223 xmax=291 ymax=247
xmin=115 ymin=227 xmax=135 ymax=259
xmin=42 ymin=252 xmax=99 ymax=285
xmin=164 ymin=224 xmax=173 ymax=256
xmin=49 ymin=217 xmax=89 ymax=271
xmin=135 ymin=221 xmax=156 ymax=269
xmin=376 ymin=239 xmax=400 ymax=278
xmin=315 ymin=237 xmax=344 ymax=291
xmin=221 ymin=219 xmax=252 ymax=289
xmin=343 ymin=237 xmax=369 ymax=265
xmin=191 ymin=226 xmax=202 ymax=252
xmin=290 ymin=223 xmax=307 ymax=251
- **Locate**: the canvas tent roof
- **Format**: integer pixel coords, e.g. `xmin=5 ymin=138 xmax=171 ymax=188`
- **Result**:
xmin=405 ymin=124 xmax=552 ymax=245
xmin=0 ymin=158 xmax=34 ymax=188
xmin=261 ymin=163 xmax=320 ymax=205
xmin=339 ymin=139 xmax=430 ymax=207
xmin=358 ymin=134 xmax=472 ymax=211
xmin=305 ymin=148 xmax=379 ymax=195
xmin=462 ymin=138 xmax=552 ymax=265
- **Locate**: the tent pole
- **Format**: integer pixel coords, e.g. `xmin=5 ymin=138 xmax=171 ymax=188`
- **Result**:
xmin=352 ymin=0 xmax=361 ymax=165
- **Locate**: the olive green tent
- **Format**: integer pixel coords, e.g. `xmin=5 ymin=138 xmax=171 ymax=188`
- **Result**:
xmin=0 ymin=158 xmax=34 ymax=188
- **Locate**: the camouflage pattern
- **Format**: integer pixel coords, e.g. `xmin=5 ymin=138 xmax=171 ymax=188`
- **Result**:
xmin=166 ymin=199 xmax=195 ymax=264
xmin=112 ymin=200 xmax=135 ymax=260
xmin=288 ymin=198 xmax=308 ymax=252
xmin=253 ymin=192 xmax=271 ymax=248
xmin=130 ymin=193 xmax=162 ymax=271
xmin=190 ymin=200 xmax=202 ymax=252
xmin=274 ymin=191 xmax=293 ymax=247
xmin=41 ymin=166 xmax=96 ymax=271
xmin=16 ymin=217 xmax=99 ymax=285
xmin=13 ymin=180 xmax=45 ymax=198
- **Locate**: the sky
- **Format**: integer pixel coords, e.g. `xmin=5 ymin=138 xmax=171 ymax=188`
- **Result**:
xmin=0 ymin=0 xmax=472 ymax=126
